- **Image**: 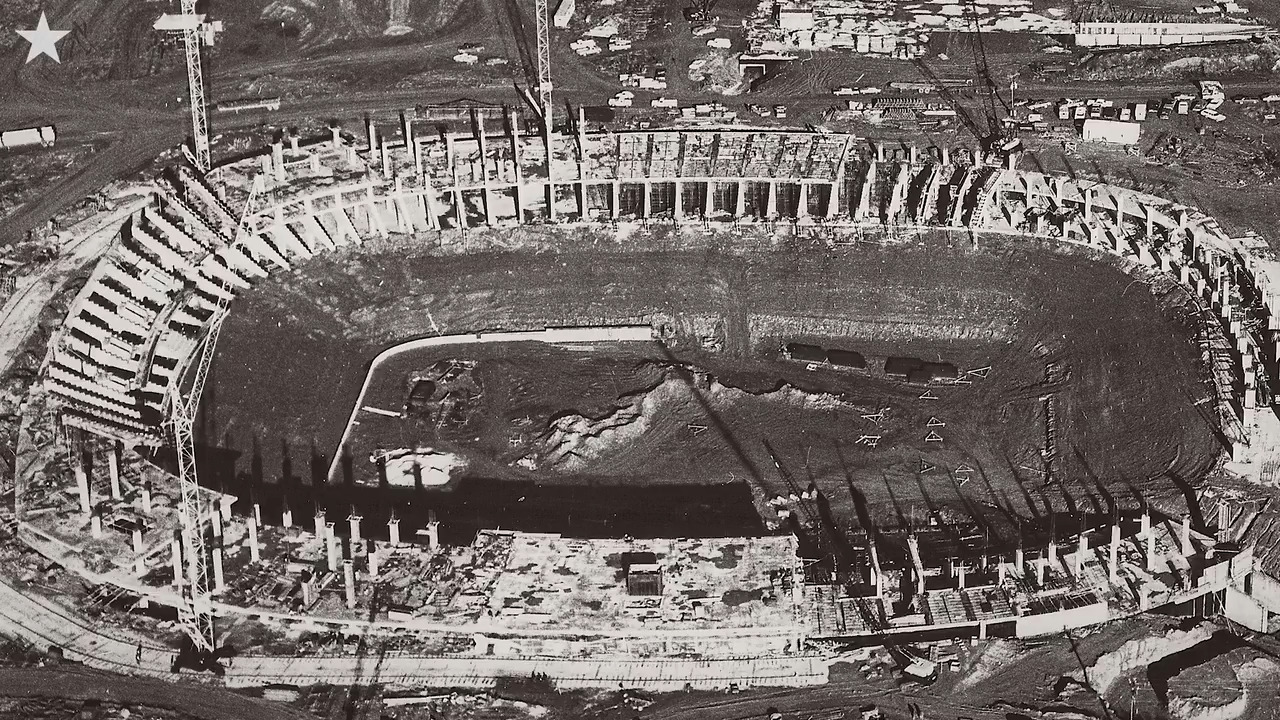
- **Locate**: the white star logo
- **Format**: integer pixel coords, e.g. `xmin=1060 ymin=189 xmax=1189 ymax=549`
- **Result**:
xmin=17 ymin=12 xmax=70 ymax=63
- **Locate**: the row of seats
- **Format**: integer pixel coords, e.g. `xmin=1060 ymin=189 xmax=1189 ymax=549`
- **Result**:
xmin=46 ymin=167 xmax=372 ymax=442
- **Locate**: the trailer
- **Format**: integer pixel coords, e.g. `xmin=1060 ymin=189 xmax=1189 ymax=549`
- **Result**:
xmin=214 ymin=96 xmax=282 ymax=113
xmin=0 ymin=125 xmax=56 ymax=151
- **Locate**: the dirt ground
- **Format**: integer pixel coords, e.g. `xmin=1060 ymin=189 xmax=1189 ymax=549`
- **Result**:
xmin=206 ymin=226 xmax=1220 ymax=543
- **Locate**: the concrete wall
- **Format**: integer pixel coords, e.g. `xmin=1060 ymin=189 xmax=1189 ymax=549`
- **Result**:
xmin=1225 ymin=585 xmax=1269 ymax=632
xmin=1015 ymin=601 xmax=1109 ymax=637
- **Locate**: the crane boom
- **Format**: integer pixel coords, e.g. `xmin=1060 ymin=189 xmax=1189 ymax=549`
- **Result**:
xmin=535 ymin=0 xmax=553 ymax=136
xmin=180 ymin=0 xmax=210 ymax=172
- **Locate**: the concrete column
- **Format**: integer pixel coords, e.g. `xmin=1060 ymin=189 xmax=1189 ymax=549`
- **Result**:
xmin=1141 ymin=509 xmax=1151 ymax=536
xmin=281 ymin=503 xmax=293 ymax=529
xmin=171 ymin=534 xmax=183 ymax=588
xmin=1048 ymin=539 xmax=1058 ymax=569
xmin=909 ymin=144 xmax=919 ymax=165
xmin=326 ymin=522 xmax=339 ymax=570
xmin=1115 ymin=192 xmax=1127 ymax=226
xmin=1146 ymin=525 xmax=1158 ymax=572
xmin=1076 ymin=535 xmax=1088 ymax=576
xmin=735 ymin=180 xmax=746 ymax=217
xmin=132 ymin=528 xmax=145 ymax=575
xmin=272 ymin=142 xmax=284 ymax=181
xmin=91 ymin=508 xmax=103 ymax=538
xmin=1083 ymin=187 xmax=1093 ymax=222
xmin=366 ymin=117 xmax=378 ymax=153
xmin=331 ymin=125 xmax=342 ymax=149
xmin=797 ymin=183 xmax=808 ymax=219
xmin=252 ymin=502 xmax=262 ymax=528
xmin=827 ymin=180 xmax=840 ymax=219
xmin=344 ymin=559 xmax=356 ymax=609
xmin=957 ymin=564 xmax=966 ymax=590
xmin=261 ymin=153 xmax=273 ymax=175
xmin=978 ymin=620 xmax=987 ymax=640
xmin=1036 ymin=558 xmax=1046 ymax=585
xmin=212 ymin=547 xmax=225 ymax=592
xmin=674 ymin=180 xmax=684 ymax=221
xmin=349 ymin=513 xmax=362 ymax=545
xmin=997 ymin=561 xmax=1007 ymax=584
xmin=211 ymin=504 xmax=223 ymax=539
xmin=705 ymin=181 xmax=715 ymax=217
xmin=108 ymin=442 xmax=121 ymax=500
xmin=642 ymin=181 xmax=652 ymax=218
xmin=314 ymin=508 xmax=325 ymax=538
xmin=141 ymin=482 xmax=152 ymax=515
xmin=380 ymin=140 xmax=392 ymax=181
xmin=388 ymin=517 xmax=401 ymax=545
xmin=1181 ymin=514 xmax=1192 ymax=556
xmin=74 ymin=462 xmax=91 ymax=516
xmin=1014 ymin=546 xmax=1025 ymax=575
xmin=859 ymin=162 xmax=876 ymax=219
xmin=301 ymin=576 xmax=314 ymax=607
xmin=1110 ymin=524 xmax=1121 ymax=581
xmin=766 ymin=181 xmax=777 ymax=219
xmin=248 ymin=517 xmax=261 ymax=563
xmin=611 ymin=180 xmax=620 ymax=220
xmin=426 ymin=510 xmax=440 ymax=549
xmin=368 ymin=544 xmax=380 ymax=580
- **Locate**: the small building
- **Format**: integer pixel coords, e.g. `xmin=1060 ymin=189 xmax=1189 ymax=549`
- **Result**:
xmin=623 ymin=551 xmax=663 ymax=596
xmin=826 ymin=348 xmax=866 ymax=369
xmin=553 ymin=0 xmax=575 ymax=28
xmin=1081 ymin=118 xmax=1140 ymax=145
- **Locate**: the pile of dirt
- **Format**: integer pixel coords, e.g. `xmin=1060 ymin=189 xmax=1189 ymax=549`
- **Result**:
xmin=1066 ymin=623 xmax=1214 ymax=700
xmin=688 ymin=50 xmax=747 ymax=95
xmin=524 ymin=370 xmax=845 ymax=473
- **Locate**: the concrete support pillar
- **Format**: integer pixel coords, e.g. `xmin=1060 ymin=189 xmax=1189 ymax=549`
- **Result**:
xmin=674 ymin=180 xmax=684 ymax=221
xmin=314 ymin=508 xmax=325 ymax=538
xmin=248 ymin=517 xmax=261 ymax=563
xmin=642 ymin=181 xmax=652 ymax=218
xmin=1014 ymin=546 xmax=1025 ymax=575
xmin=1076 ymin=534 xmax=1088 ymax=576
xmin=289 ymin=134 xmax=299 ymax=154
xmin=909 ymin=144 xmax=919 ymax=165
xmin=91 ymin=508 xmax=103 ymax=538
xmin=252 ymin=502 xmax=262 ymax=528
xmin=108 ymin=442 xmax=121 ymax=500
xmin=380 ymin=140 xmax=392 ymax=181
xmin=261 ymin=153 xmax=273 ymax=175
xmin=611 ymin=180 xmax=620 ymax=220
xmin=272 ymin=142 xmax=285 ymax=181
xmin=331 ymin=125 xmax=342 ymax=150
xmin=388 ymin=517 xmax=401 ymax=545
xmin=797 ymin=183 xmax=808 ymax=218
xmin=141 ymin=482 xmax=152 ymax=515
xmin=1048 ymin=539 xmax=1058 ymax=569
xmin=366 ymin=117 xmax=378 ymax=153
xmin=1083 ymin=187 xmax=1093 ymax=222
xmin=326 ymin=522 xmax=339 ymax=570
xmin=349 ymin=513 xmax=362 ymax=545
xmin=368 ymin=544 xmax=380 ymax=580
xmin=957 ymin=564 xmax=966 ymax=590
xmin=766 ymin=181 xmax=777 ymax=219
xmin=1141 ymin=509 xmax=1151 ymax=536
xmin=211 ymin=504 xmax=223 ymax=539
xmin=426 ymin=510 xmax=440 ymax=549
xmin=344 ymin=559 xmax=356 ymax=609
xmin=212 ymin=546 xmax=225 ymax=593
xmin=132 ymin=528 xmax=145 ymax=575
xmin=997 ymin=561 xmax=1007 ymax=584
xmin=705 ymin=181 xmax=715 ymax=217
xmin=281 ymin=503 xmax=292 ymax=529
xmin=735 ymin=180 xmax=746 ymax=217
xmin=827 ymin=180 xmax=840 ymax=219
xmin=1115 ymin=192 xmax=1127 ymax=227
xmin=301 ymin=576 xmax=314 ymax=607
xmin=1110 ymin=524 xmax=1121 ymax=582
xmin=1036 ymin=558 xmax=1046 ymax=585
xmin=1181 ymin=514 xmax=1192 ymax=556
xmin=1139 ymin=589 xmax=1150 ymax=611
xmin=978 ymin=620 xmax=988 ymax=640
xmin=74 ymin=462 xmax=91 ymax=517
xmin=171 ymin=534 xmax=183 ymax=588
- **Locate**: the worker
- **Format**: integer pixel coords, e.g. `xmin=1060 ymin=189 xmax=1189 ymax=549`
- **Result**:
xmin=135 ymin=644 xmax=142 ymax=664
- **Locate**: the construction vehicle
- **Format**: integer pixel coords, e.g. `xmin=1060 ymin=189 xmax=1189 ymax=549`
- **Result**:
xmin=962 ymin=0 xmax=1021 ymax=165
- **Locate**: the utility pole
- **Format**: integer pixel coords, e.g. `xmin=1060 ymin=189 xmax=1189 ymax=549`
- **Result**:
xmin=155 ymin=1 xmax=221 ymax=172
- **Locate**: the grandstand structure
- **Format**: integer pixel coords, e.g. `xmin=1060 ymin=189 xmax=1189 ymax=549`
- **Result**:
xmin=13 ymin=118 xmax=1280 ymax=686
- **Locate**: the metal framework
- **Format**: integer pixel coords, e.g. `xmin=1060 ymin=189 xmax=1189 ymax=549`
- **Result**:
xmin=156 ymin=0 xmax=214 ymax=172
xmin=535 ymin=0 xmax=552 ymax=136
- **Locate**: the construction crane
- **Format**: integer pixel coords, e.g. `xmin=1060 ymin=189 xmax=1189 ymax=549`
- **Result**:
xmin=162 ymin=174 xmax=261 ymax=659
xmin=962 ymin=0 xmax=1020 ymax=162
xmin=534 ymin=0 xmax=553 ymax=138
xmin=154 ymin=0 xmax=222 ymax=172
xmin=165 ymin=290 xmax=230 ymax=656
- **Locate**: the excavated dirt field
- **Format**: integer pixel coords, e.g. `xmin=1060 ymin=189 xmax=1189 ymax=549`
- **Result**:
xmin=204 ymin=227 xmax=1221 ymax=541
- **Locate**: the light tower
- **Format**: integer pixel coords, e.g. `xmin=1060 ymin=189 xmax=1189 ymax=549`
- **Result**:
xmin=155 ymin=1 xmax=222 ymax=173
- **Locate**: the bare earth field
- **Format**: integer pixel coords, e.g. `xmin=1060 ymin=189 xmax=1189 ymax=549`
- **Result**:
xmin=204 ymin=227 xmax=1220 ymax=543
